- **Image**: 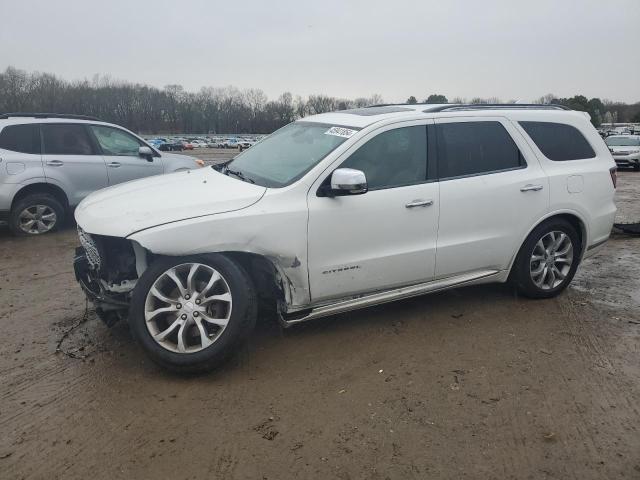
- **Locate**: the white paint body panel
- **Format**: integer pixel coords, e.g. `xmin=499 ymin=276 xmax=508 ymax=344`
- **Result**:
xmin=75 ymin=167 xmax=266 ymax=238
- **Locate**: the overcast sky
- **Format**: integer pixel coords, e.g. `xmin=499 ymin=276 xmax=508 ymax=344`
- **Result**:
xmin=1 ymin=0 xmax=639 ymax=103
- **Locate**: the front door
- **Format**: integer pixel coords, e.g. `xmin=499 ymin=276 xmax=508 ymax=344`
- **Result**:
xmin=41 ymin=123 xmax=108 ymax=207
xmin=307 ymin=123 xmax=439 ymax=303
xmin=89 ymin=125 xmax=163 ymax=185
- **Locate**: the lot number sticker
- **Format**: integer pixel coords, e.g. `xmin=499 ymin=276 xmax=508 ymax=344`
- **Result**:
xmin=325 ymin=126 xmax=357 ymax=138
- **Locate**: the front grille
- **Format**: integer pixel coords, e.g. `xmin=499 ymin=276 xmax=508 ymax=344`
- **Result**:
xmin=77 ymin=226 xmax=101 ymax=270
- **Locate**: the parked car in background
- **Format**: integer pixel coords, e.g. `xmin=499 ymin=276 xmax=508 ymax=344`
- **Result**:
xmin=237 ymin=139 xmax=255 ymax=151
xmin=605 ymin=135 xmax=640 ymax=170
xmin=158 ymin=139 xmax=184 ymax=152
xmin=0 ymin=113 xmax=205 ymax=235
xmin=191 ymin=140 xmax=209 ymax=148
xmin=181 ymin=141 xmax=194 ymax=150
xmin=216 ymin=138 xmax=239 ymax=149
xmin=73 ymin=103 xmax=616 ymax=372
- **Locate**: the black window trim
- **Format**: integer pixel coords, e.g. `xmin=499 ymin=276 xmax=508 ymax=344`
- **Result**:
xmin=434 ymin=119 xmax=528 ymax=182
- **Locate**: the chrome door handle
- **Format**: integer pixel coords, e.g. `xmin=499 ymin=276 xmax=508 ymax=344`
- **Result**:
xmin=520 ymin=184 xmax=543 ymax=192
xmin=46 ymin=160 xmax=64 ymax=167
xmin=405 ymin=199 xmax=434 ymax=208
xmin=107 ymin=162 xmax=121 ymax=168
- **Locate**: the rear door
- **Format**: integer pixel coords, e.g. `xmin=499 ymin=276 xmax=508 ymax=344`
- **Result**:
xmin=89 ymin=125 xmax=163 ymax=185
xmin=41 ymin=123 xmax=108 ymax=207
xmin=434 ymin=117 xmax=549 ymax=278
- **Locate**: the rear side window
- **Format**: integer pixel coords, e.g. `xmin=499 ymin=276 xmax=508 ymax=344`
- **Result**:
xmin=42 ymin=124 xmax=96 ymax=155
xmin=0 ymin=124 xmax=41 ymax=154
xmin=340 ymin=126 xmax=427 ymax=190
xmin=436 ymin=121 xmax=524 ymax=179
xmin=520 ymin=121 xmax=595 ymax=161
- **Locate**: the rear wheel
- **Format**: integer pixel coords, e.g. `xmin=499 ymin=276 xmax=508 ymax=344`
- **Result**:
xmin=512 ymin=219 xmax=581 ymax=298
xmin=129 ymin=254 xmax=257 ymax=373
xmin=9 ymin=193 xmax=65 ymax=236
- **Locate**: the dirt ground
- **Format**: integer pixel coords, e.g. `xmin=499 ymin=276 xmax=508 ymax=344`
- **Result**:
xmin=0 ymin=171 xmax=639 ymax=480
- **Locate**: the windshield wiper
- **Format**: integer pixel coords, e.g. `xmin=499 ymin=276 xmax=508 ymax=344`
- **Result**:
xmin=222 ymin=166 xmax=255 ymax=184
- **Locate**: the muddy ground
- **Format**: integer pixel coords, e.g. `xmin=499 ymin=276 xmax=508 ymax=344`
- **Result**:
xmin=0 ymin=171 xmax=639 ymax=480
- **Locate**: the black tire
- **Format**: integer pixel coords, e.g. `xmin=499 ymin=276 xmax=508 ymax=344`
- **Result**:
xmin=9 ymin=193 xmax=65 ymax=236
xmin=633 ymin=163 xmax=640 ymax=171
xmin=512 ymin=218 xmax=581 ymax=299
xmin=128 ymin=253 xmax=257 ymax=373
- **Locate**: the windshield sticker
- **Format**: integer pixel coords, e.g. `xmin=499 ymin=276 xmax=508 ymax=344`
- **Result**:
xmin=325 ymin=126 xmax=357 ymax=138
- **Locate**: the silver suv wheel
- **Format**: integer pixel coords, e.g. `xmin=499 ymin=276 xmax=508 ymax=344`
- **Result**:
xmin=144 ymin=263 xmax=233 ymax=353
xmin=529 ymin=231 xmax=574 ymax=290
xmin=18 ymin=205 xmax=57 ymax=234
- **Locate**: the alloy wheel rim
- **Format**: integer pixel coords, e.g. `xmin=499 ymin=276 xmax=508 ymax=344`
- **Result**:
xmin=529 ymin=231 xmax=573 ymax=290
xmin=144 ymin=263 xmax=233 ymax=353
xmin=18 ymin=205 xmax=57 ymax=234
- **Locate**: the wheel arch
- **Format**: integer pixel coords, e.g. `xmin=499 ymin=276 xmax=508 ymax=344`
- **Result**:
xmin=140 ymin=248 xmax=291 ymax=312
xmin=507 ymin=210 xmax=588 ymax=276
xmin=11 ymin=182 xmax=70 ymax=213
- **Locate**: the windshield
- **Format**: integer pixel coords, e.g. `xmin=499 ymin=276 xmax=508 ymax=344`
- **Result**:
xmin=223 ymin=122 xmax=358 ymax=187
xmin=606 ymin=136 xmax=640 ymax=146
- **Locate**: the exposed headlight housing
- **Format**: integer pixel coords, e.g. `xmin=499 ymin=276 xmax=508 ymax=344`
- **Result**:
xmin=78 ymin=226 xmax=101 ymax=270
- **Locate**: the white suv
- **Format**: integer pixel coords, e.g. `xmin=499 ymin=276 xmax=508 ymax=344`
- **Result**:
xmin=73 ymin=104 xmax=617 ymax=372
xmin=0 ymin=113 xmax=204 ymax=235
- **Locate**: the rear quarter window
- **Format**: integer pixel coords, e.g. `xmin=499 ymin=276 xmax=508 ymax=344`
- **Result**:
xmin=0 ymin=124 xmax=41 ymax=154
xmin=520 ymin=121 xmax=595 ymax=161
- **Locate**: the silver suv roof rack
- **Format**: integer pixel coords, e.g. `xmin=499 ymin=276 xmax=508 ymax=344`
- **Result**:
xmin=0 ymin=112 xmax=102 ymax=121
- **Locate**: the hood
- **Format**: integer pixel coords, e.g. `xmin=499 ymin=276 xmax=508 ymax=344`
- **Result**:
xmin=75 ymin=167 xmax=266 ymax=238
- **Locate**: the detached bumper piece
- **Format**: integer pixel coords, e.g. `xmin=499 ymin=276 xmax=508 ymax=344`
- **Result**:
xmin=74 ymin=247 xmax=129 ymax=327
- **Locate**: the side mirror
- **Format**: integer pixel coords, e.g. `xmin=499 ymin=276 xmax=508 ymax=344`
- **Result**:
xmin=325 ymin=168 xmax=368 ymax=196
xmin=139 ymin=146 xmax=154 ymax=161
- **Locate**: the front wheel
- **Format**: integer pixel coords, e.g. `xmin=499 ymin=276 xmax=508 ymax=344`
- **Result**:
xmin=129 ymin=254 xmax=257 ymax=373
xmin=512 ymin=219 xmax=581 ymax=298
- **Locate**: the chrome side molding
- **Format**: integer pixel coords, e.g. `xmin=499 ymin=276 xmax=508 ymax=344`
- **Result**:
xmin=280 ymin=269 xmax=500 ymax=326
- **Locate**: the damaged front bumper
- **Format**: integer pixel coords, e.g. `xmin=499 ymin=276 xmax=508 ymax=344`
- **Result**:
xmin=73 ymin=247 xmax=130 ymax=326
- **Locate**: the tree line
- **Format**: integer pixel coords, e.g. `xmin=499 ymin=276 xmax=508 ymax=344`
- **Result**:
xmin=407 ymin=93 xmax=640 ymax=127
xmin=1 ymin=67 xmax=638 ymax=134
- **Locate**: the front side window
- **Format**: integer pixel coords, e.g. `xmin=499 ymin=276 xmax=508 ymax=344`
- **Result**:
xmin=520 ymin=121 xmax=595 ymax=161
xmin=340 ymin=126 xmax=427 ymax=190
xmin=42 ymin=124 xmax=95 ymax=155
xmin=0 ymin=124 xmax=41 ymax=154
xmin=91 ymin=125 xmax=143 ymax=156
xmin=224 ymin=122 xmax=356 ymax=187
xmin=436 ymin=121 xmax=524 ymax=179
xmin=605 ymin=136 xmax=640 ymax=147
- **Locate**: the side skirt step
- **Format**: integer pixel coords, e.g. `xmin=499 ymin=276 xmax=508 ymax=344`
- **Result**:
xmin=280 ymin=269 xmax=500 ymax=327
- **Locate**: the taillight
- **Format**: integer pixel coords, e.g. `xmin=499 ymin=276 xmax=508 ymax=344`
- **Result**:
xmin=610 ymin=167 xmax=617 ymax=188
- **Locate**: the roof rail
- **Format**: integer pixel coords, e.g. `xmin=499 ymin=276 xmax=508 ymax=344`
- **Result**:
xmin=422 ymin=103 xmax=570 ymax=113
xmin=0 ymin=112 xmax=102 ymax=121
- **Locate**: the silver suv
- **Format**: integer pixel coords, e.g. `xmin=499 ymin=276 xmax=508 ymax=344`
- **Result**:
xmin=0 ymin=113 xmax=203 ymax=235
